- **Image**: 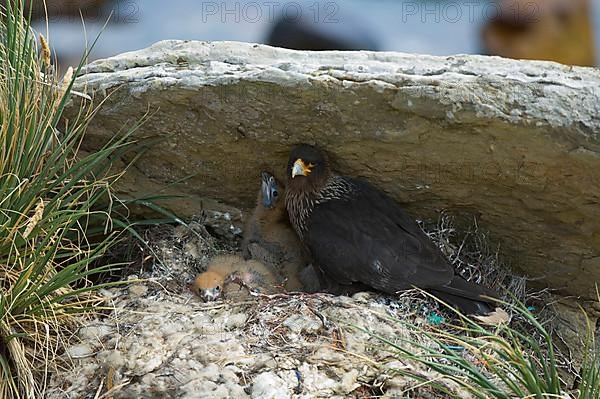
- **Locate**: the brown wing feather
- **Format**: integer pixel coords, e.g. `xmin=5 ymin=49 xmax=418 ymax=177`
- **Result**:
xmin=305 ymin=179 xmax=454 ymax=293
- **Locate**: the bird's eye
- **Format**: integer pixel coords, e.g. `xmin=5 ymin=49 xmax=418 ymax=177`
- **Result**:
xmin=272 ymin=190 xmax=278 ymax=198
xmin=215 ymin=285 xmax=221 ymax=291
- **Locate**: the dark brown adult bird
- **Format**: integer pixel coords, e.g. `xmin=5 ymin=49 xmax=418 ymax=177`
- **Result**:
xmin=284 ymin=144 xmax=505 ymax=318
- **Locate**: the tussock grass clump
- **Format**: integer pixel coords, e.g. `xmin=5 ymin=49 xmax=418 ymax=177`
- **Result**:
xmin=359 ymin=214 xmax=599 ymax=398
xmin=0 ymin=1 xmax=141 ymax=398
xmin=365 ymin=298 xmax=599 ymax=399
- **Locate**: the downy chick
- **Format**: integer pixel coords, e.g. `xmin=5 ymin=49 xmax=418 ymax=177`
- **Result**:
xmin=191 ymin=254 xmax=282 ymax=302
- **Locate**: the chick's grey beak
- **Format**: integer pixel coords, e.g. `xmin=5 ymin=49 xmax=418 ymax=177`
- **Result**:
xmin=261 ymin=172 xmax=277 ymax=208
xmin=261 ymin=171 xmax=271 ymax=181
xmin=261 ymin=180 xmax=273 ymax=208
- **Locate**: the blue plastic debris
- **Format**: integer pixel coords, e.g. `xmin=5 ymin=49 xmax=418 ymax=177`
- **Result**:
xmin=427 ymin=312 xmax=445 ymax=325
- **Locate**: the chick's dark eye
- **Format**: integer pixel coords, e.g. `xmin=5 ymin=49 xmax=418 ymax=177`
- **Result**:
xmin=215 ymin=286 xmax=221 ymax=291
xmin=272 ymin=190 xmax=278 ymax=198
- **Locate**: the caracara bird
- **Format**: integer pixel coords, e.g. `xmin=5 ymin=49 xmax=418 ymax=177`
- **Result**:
xmin=284 ymin=144 xmax=506 ymax=318
xmin=243 ymin=171 xmax=366 ymax=295
xmin=190 ymin=254 xmax=281 ymax=302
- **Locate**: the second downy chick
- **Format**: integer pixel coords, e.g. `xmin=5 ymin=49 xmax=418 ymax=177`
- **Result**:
xmin=191 ymin=254 xmax=282 ymax=302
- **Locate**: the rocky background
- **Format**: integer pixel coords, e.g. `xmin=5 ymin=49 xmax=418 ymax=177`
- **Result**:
xmin=54 ymin=41 xmax=600 ymax=397
xmin=66 ymin=40 xmax=600 ymax=300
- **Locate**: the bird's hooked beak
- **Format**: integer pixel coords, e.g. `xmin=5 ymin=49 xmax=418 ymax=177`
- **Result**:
xmin=291 ymin=159 xmax=314 ymax=178
xmin=261 ymin=171 xmax=278 ymax=208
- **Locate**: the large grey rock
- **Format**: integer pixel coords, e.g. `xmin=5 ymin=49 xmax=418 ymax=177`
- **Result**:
xmin=68 ymin=40 xmax=600 ymax=299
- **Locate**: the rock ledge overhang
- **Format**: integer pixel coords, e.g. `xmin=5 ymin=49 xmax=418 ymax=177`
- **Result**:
xmin=68 ymin=40 xmax=600 ymax=300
